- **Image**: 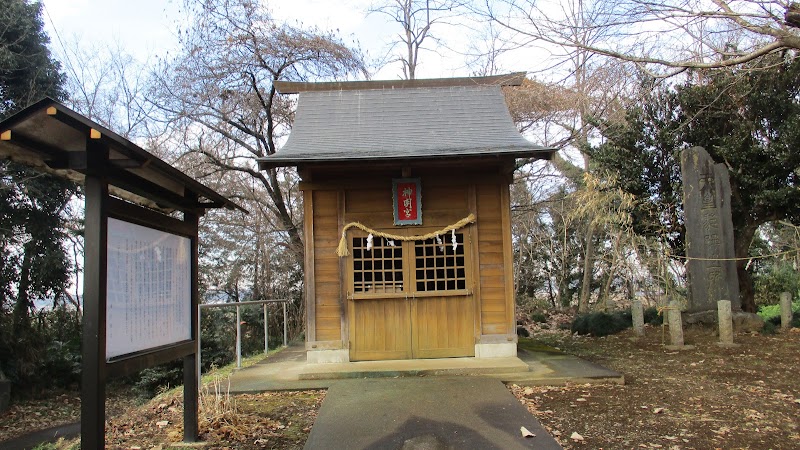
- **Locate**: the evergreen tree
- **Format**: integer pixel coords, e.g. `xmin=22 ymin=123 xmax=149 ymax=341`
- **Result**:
xmin=590 ymin=54 xmax=800 ymax=312
xmin=0 ymin=0 xmax=65 ymax=115
xmin=0 ymin=0 xmax=78 ymax=388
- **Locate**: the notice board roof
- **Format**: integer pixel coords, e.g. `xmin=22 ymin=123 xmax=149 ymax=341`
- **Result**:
xmin=257 ymin=73 xmax=555 ymax=170
xmin=0 ymin=98 xmax=243 ymax=213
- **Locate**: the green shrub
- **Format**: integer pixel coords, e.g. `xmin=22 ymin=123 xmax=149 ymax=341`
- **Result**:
xmin=643 ymin=307 xmax=664 ymax=325
xmin=131 ymin=361 xmax=183 ymax=398
xmin=754 ymin=263 xmax=800 ymax=306
xmin=571 ymin=310 xmax=631 ymax=337
xmin=531 ymin=312 xmax=548 ymax=324
xmin=761 ymin=320 xmax=778 ymax=335
xmin=764 ymin=312 xmax=800 ymax=328
xmin=757 ymin=301 xmax=800 ymax=320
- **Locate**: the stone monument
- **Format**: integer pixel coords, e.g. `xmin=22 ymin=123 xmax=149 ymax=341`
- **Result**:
xmin=681 ymin=146 xmax=740 ymax=313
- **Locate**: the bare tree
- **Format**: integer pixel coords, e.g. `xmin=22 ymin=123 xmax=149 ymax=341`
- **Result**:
xmin=149 ymin=0 xmax=367 ymax=259
xmin=370 ymin=0 xmax=468 ymax=78
xmin=495 ymin=0 xmax=634 ymax=312
xmin=55 ymin=39 xmax=153 ymax=139
xmin=481 ymin=0 xmax=800 ymax=75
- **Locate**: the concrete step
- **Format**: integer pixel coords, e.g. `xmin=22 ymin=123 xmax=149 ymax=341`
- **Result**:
xmin=299 ymin=356 xmax=530 ymax=380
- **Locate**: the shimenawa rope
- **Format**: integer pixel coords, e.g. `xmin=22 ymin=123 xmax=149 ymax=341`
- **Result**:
xmin=335 ymin=214 xmax=476 ymax=257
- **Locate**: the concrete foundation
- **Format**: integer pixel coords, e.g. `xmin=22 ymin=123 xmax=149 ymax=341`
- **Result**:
xmin=475 ymin=342 xmax=517 ymax=358
xmin=307 ymin=349 xmax=350 ymax=364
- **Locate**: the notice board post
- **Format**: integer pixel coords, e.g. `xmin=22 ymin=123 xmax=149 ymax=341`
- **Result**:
xmin=81 ymin=174 xmax=204 ymax=447
xmin=81 ymin=143 xmax=110 ymax=449
xmin=0 ymin=99 xmax=243 ymax=449
xmin=184 ymin=203 xmax=200 ymax=442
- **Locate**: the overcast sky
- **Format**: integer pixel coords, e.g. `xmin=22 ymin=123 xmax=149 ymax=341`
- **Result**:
xmin=40 ymin=0 xmax=479 ymax=80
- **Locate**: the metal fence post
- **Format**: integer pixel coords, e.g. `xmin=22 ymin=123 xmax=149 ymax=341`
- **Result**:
xmin=195 ymin=299 xmax=286 ymax=375
xmin=263 ymin=303 xmax=269 ymax=355
xmin=283 ymin=302 xmax=288 ymax=347
xmin=236 ymin=304 xmax=242 ymax=368
xmin=197 ymin=306 xmax=202 ymax=384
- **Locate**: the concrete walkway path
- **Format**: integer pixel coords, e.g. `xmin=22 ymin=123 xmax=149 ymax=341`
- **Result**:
xmin=0 ymin=422 xmax=80 ymax=450
xmin=305 ymin=377 xmax=561 ymax=450
xmin=227 ymin=341 xmax=623 ymax=393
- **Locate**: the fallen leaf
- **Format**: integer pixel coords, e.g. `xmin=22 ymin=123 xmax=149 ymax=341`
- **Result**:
xmin=576 ymin=398 xmax=587 ymax=402
xmin=520 ymin=426 xmax=535 ymax=438
xmin=156 ymin=420 xmax=169 ymax=428
xmin=653 ymin=407 xmax=665 ymax=414
xmin=712 ymin=426 xmax=730 ymax=436
xmin=523 ymin=387 xmax=534 ymax=396
xmin=571 ymin=432 xmax=584 ymax=442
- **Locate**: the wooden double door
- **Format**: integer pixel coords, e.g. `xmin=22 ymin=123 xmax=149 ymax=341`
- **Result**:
xmin=349 ymin=293 xmax=475 ymax=361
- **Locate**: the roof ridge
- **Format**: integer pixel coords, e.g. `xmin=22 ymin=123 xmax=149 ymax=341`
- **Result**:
xmin=274 ymin=72 xmax=526 ymax=94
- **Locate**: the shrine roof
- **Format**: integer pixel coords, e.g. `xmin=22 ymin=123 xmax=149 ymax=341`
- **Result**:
xmin=0 ymin=98 xmax=244 ymax=213
xmin=257 ymin=73 xmax=555 ymax=170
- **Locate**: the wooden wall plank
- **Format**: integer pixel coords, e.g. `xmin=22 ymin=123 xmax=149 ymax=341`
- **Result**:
xmin=338 ymin=190 xmax=349 ymax=350
xmin=500 ymin=183 xmax=516 ymax=336
xmin=313 ymin=190 xmax=341 ymax=342
xmin=477 ymin=182 xmax=509 ymax=336
xmin=303 ymin=189 xmax=316 ymax=343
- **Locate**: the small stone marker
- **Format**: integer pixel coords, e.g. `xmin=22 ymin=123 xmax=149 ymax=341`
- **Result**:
xmin=667 ymin=300 xmax=685 ymax=348
xmin=780 ymin=291 xmax=793 ymax=330
xmin=681 ymin=146 xmax=740 ymax=313
xmin=632 ymin=300 xmax=645 ymax=337
xmin=716 ymin=300 xmax=737 ymax=347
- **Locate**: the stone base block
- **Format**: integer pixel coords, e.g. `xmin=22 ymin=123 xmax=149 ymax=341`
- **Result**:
xmin=664 ymin=344 xmax=696 ymax=351
xmin=715 ymin=342 xmax=740 ymax=348
xmin=307 ymin=349 xmax=350 ymax=364
xmin=684 ymin=310 xmax=764 ymax=332
xmin=474 ymin=342 xmax=517 ymax=358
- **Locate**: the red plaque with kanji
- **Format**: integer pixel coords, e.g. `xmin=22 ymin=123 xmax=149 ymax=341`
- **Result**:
xmin=392 ymin=178 xmax=422 ymax=225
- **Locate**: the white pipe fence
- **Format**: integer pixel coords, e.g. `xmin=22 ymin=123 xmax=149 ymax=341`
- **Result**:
xmin=197 ymin=299 xmax=290 ymax=382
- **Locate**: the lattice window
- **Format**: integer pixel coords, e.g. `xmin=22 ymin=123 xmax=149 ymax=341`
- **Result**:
xmin=414 ymin=233 xmax=466 ymax=291
xmin=352 ymin=237 xmax=404 ymax=293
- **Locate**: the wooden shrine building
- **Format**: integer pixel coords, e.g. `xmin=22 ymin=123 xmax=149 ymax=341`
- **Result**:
xmin=258 ymin=73 xmax=554 ymax=363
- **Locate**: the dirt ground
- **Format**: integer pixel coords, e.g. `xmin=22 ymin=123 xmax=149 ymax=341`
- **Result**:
xmin=2 ymin=326 xmax=798 ymax=449
xmin=104 ymin=388 xmax=325 ymax=450
xmin=511 ymin=325 xmax=800 ymax=450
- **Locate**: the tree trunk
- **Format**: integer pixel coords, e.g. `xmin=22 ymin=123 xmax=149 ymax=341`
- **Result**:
xmin=264 ymin=168 xmax=304 ymax=259
xmin=600 ymin=260 xmax=618 ymax=311
xmin=734 ymin=222 xmax=759 ymax=313
xmin=578 ymin=222 xmax=596 ymax=313
xmin=12 ymin=244 xmax=34 ymax=336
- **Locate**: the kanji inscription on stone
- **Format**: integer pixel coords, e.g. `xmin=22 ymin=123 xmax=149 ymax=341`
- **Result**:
xmin=681 ymin=147 xmax=740 ymax=312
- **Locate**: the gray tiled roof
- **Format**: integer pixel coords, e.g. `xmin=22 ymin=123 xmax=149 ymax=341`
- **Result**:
xmin=257 ymin=83 xmax=553 ymax=169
